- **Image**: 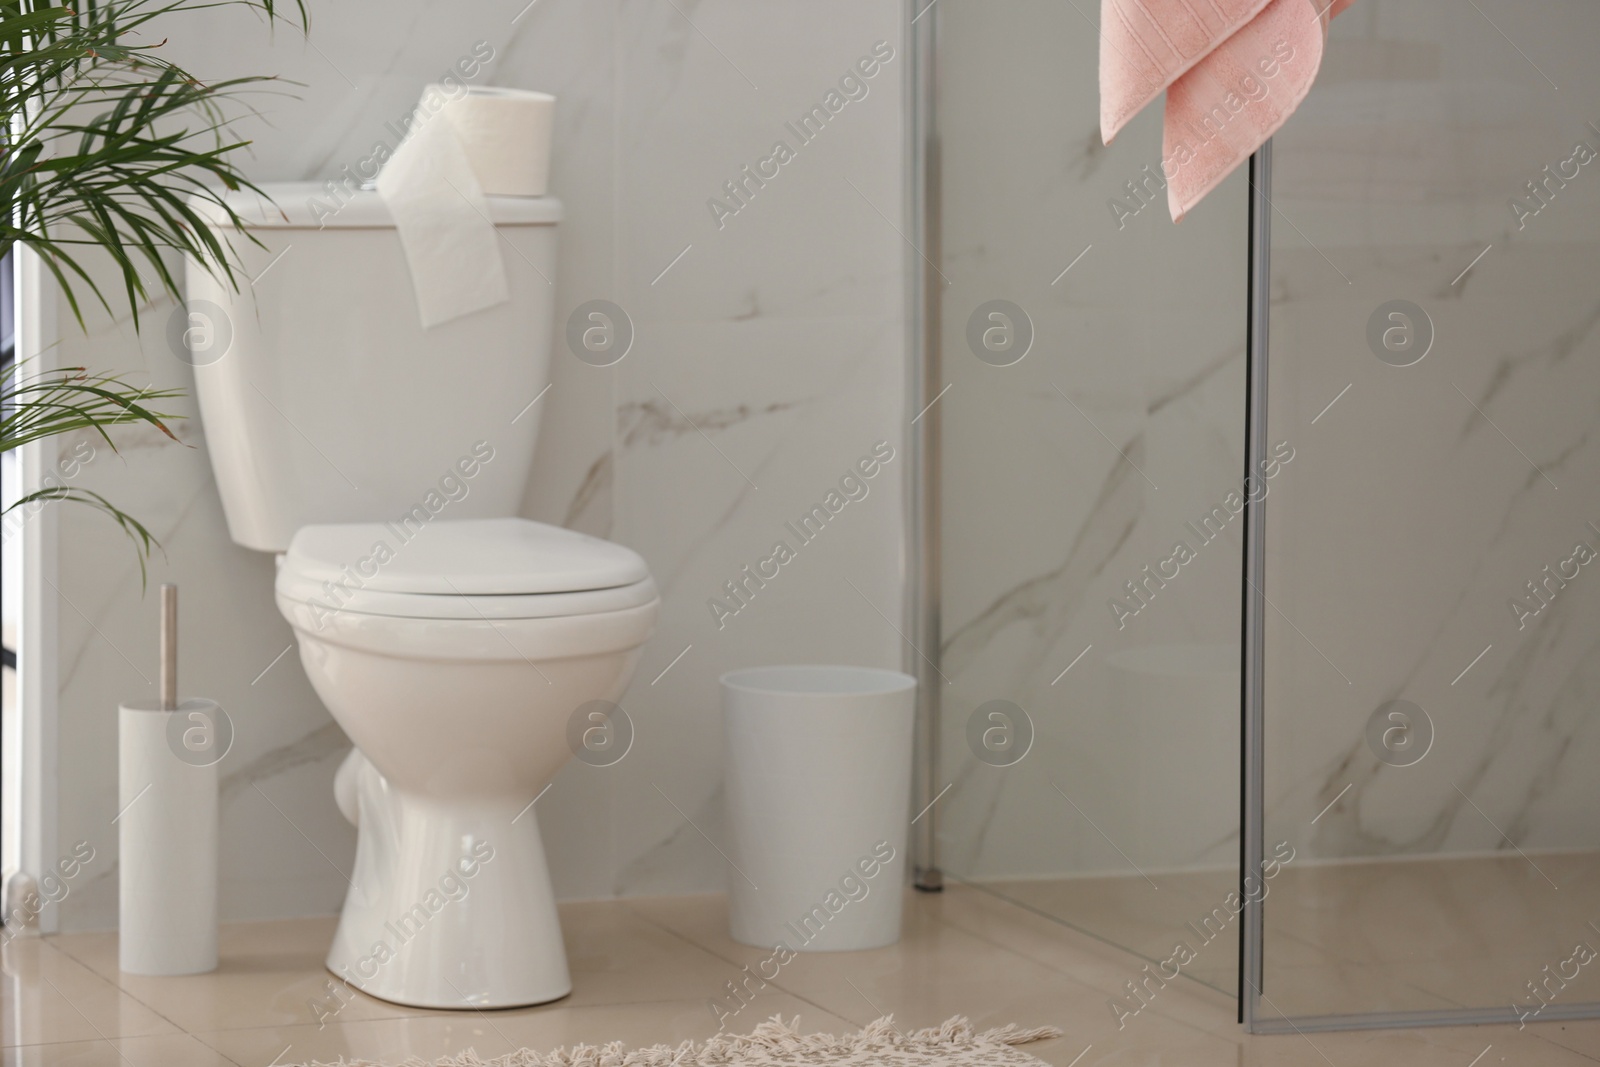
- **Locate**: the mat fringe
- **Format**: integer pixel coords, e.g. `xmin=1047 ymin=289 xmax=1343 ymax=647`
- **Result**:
xmin=291 ymin=1014 xmax=1063 ymax=1066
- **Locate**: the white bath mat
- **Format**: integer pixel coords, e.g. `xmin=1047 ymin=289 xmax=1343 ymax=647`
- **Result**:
xmin=290 ymin=1015 xmax=1062 ymax=1066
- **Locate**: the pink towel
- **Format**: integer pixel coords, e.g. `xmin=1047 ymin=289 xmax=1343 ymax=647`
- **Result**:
xmin=1100 ymin=0 xmax=1356 ymax=221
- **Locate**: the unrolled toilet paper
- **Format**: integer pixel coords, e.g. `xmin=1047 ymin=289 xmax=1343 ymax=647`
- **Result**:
xmin=376 ymin=114 xmax=508 ymax=329
xmin=375 ymin=85 xmax=555 ymax=329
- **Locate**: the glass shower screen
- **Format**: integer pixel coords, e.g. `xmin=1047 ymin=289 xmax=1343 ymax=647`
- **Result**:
xmin=931 ymin=0 xmax=1248 ymax=1001
xmin=1245 ymin=0 xmax=1600 ymax=1030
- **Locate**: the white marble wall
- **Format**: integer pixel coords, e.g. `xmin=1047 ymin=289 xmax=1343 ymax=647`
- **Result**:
xmin=44 ymin=0 xmax=907 ymax=930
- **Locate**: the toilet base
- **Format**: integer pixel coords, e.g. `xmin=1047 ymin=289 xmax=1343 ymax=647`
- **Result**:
xmin=325 ymin=752 xmax=571 ymax=1009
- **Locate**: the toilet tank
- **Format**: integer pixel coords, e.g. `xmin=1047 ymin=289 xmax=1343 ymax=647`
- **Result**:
xmin=184 ymin=183 xmax=561 ymax=552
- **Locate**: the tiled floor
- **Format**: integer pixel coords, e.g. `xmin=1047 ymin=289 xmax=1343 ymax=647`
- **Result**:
xmin=5 ymin=885 xmax=1600 ymax=1065
xmin=987 ymin=851 xmax=1600 ymax=1018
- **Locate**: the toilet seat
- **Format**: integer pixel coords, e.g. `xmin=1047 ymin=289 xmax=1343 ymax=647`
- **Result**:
xmin=276 ymin=573 xmax=660 ymax=621
xmin=278 ymin=593 xmax=659 ymax=661
xmin=275 ymin=517 xmax=658 ymax=621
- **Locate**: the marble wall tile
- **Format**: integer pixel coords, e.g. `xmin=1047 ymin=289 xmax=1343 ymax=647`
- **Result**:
xmin=600 ymin=0 xmax=908 ymax=897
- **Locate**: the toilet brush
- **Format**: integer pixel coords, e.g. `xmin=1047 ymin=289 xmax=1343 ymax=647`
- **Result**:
xmin=119 ymin=583 xmax=220 ymax=975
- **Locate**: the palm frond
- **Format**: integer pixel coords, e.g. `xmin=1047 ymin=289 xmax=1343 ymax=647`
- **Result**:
xmin=0 ymin=0 xmax=301 ymax=577
xmin=4 ymin=484 xmax=163 ymax=587
xmin=1 ymin=0 xmax=307 ymax=326
xmin=2 ymin=361 xmax=184 ymax=453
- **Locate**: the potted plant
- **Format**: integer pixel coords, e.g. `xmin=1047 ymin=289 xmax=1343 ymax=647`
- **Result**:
xmin=1 ymin=0 xmax=305 ymax=582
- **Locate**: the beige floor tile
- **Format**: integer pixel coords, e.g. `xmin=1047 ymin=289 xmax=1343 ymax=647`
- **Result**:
xmin=924 ymin=884 xmax=1248 ymax=1040
xmin=981 ymin=869 xmax=1230 ymax=966
xmin=956 ymin=983 xmax=1245 ymax=1067
xmin=765 ymin=926 xmax=1074 ymax=1032
xmin=977 ymin=854 xmax=1600 ymax=1026
xmin=13 ymin=867 xmax=1600 ymax=1065
xmin=46 ymin=900 xmax=814 ymax=1034
xmin=1537 ymin=1019 xmax=1600 ymax=1062
xmin=629 ymin=886 xmax=1239 ymax=1062
xmin=1251 ymin=961 xmax=1463 ymax=1017
xmin=2 ymin=1034 xmax=232 ymax=1067
xmin=195 ymin=994 xmax=855 ymax=1066
xmin=1227 ymin=1021 xmax=1600 ymax=1067
xmin=979 ymin=1021 xmax=1243 ymax=1067
xmin=979 ymin=869 xmax=1338 ymax=977
xmin=933 ymin=883 xmax=1184 ymax=985
xmin=1068 ymin=1031 xmax=1258 ymax=1067
xmin=628 ymin=889 xmax=1070 ymax=1023
xmin=1 ymin=938 xmax=177 ymax=1047
xmin=621 ymin=891 xmax=767 ymax=957
xmin=1390 ymin=955 xmax=1599 ymax=1017
xmin=46 ymin=919 xmax=419 ymax=1033
xmin=1262 ymin=856 xmax=1576 ymax=969
xmin=936 ymin=882 xmax=1228 ymax=985
xmin=559 ymin=898 xmax=766 ymax=1009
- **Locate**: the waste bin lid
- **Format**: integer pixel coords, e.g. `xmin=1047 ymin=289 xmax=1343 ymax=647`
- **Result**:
xmin=720 ymin=665 xmax=916 ymax=696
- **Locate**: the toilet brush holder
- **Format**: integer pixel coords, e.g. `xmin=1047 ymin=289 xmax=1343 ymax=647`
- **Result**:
xmin=119 ymin=584 xmax=220 ymax=975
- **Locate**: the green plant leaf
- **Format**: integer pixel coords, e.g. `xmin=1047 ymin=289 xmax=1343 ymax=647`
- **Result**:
xmin=4 ymin=484 xmax=163 ymax=588
xmin=2 ymin=361 xmax=184 ymax=453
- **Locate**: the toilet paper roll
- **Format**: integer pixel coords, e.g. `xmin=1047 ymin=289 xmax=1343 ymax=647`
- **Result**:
xmin=426 ymin=85 xmax=555 ymax=197
xmin=119 ymin=700 xmax=219 ymax=976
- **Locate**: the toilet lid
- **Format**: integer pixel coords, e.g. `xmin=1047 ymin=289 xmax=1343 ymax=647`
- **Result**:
xmin=282 ymin=517 xmax=650 ymax=596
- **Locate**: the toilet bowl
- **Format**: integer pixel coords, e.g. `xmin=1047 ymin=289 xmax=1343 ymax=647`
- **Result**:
xmin=274 ymin=517 xmax=659 ymax=1008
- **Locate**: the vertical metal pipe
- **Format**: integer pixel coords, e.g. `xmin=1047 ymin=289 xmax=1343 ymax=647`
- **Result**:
xmin=908 ymin=0 xmax=943 ymax=892
xmin=1239 ymin=140 xmax=1272 ymax=1028
xmin=160 ymin=584 xmax=178 ymax=711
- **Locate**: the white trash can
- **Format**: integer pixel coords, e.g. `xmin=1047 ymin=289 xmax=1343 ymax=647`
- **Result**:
xmin=721 ymin=665 xmax=915 ymax=952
